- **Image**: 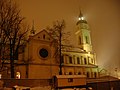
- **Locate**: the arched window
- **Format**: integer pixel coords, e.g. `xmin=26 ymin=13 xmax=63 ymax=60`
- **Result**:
xmin=16 ymin=72 xmax=21 ymax=79
xmin=43 ymin=34 xmax=45 ymax=39
xmin=77 ymin=57 xmax=80 ymax=64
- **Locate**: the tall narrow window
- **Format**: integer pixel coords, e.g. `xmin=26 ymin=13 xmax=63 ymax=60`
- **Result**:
xmin=43 ymin=34 xmax=45 ymax=39
xmin=85 ymin=36 xmax=89 ymax=44
xmin=77 ymin=57 xmax=80 ymax=64
xmin=79 ymin=36 xmax=81 ymax=44
xmin=84 ymin=58 xmax=87 ymax=64
xmin=16 ymin=72 xmax=21 ymax=79
xmin=94 ymin=72 xmax=97 ymax=78
xmin=87 ymin=72 xmax=89 ymax=78
xmin=69 ymin=56 xmax=72 ymax=64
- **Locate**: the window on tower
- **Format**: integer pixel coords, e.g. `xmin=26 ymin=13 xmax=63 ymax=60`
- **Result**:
xmin=79 ymin=36 xmax=81 ymax=44
xmin=85 ymin=36 xmax=89 ymax=44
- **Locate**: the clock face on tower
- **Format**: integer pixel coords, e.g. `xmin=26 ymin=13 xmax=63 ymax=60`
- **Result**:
xmin=39 ymin=48 xmax=48 ymax=59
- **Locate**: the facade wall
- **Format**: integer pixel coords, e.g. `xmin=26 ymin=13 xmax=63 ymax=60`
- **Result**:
xmin=28 ymin=65 xmax=59 ymax=79
xmin=61 ymin=50 xmax=98 ymax=78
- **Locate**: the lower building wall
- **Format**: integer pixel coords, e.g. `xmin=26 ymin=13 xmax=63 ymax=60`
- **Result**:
xmin=28 ymin=65 xmax=59 ymax=79
xmin=1 ymin=79 xmax=50 ymax=88
xmin=1 ymin=79 xmax=120 ymax=90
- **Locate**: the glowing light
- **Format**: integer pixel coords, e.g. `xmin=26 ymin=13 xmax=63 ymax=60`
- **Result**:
xmin=0 ymin=74 xmax=2 ymax=79
xmin=81 ymin=17 xmax=84 ymax=20
xmin=16 ymin=72 xmax=21 ymax=79
xmin=79 ymin=17 xmax=84 ymax=20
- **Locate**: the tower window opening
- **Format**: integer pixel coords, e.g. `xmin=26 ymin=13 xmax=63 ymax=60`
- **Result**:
xmin=85 ymin=36 xmax=89 ymax=44
xmin=79 ymin=36 xmax=82 ymax=45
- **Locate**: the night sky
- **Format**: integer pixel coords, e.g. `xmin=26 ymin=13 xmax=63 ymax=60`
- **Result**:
xmin=16 ymin=0 xmax=120 ymax=77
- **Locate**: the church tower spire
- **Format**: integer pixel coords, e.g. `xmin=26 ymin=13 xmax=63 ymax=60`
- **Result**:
xmin=75 ymin=11 xmax=92 ymax=52
xmin=30 ymin=20 xmax=36 ymax=35
xmin=78 ymin=10 xmax=84 ymax=20
xmin=77 ymin=10 xmax=87 ymax=25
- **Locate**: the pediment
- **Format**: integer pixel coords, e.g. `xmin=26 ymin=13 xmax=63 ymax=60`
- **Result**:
xmin=30 ymin=29 xmax=54 ymax=42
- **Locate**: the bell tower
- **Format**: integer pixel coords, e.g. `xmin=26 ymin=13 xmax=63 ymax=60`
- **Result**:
xmin=75 ymin=11 xmax=92 ymax=52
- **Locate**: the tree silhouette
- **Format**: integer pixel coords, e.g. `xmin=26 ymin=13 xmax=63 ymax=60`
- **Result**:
xmin=0 ymin=0 xmax=28 ymax=78
xmin=47 ymin=20 xmax=70 ymax=75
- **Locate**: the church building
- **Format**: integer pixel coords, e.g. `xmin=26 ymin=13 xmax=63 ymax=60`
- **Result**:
xmin=1 ymin=12 xmax=99 ymax=79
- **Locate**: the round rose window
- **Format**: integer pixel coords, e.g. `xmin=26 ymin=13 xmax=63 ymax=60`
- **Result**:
xmin=39 ymin=48 xmax=48 ymax=58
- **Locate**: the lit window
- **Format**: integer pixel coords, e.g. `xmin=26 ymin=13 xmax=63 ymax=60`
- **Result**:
xmin=16 ymin=72 xmax=21 ymax=79
xmin=0 ymin=74 xmax=2 ymax=79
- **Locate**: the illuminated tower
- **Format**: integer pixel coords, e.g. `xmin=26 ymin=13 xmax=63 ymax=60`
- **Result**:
xmin=75 ymin=11 xmax=92 ymax=52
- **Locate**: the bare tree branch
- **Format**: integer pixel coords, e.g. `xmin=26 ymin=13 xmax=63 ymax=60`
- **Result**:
xmin=0 ymin=0 xmax=29 ymax=78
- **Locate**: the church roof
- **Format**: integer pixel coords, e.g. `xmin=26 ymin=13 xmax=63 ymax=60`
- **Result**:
xmin=28 ymin=29 xmax=55 ymax=42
